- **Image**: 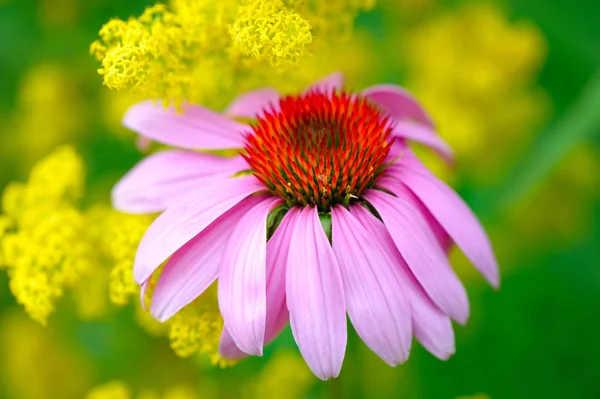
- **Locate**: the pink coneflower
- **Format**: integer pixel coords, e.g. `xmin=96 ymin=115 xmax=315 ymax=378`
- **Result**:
xmin=113 ymin=72 xmax=499 ymax=380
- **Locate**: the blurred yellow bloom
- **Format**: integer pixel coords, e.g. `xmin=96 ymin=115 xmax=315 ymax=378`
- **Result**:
xmin=507 ymin=145 xmax=600 ymax=250
xmin=85 ymin=381 xmax=132 ymax=399
xmin=404 ymin=2 xmax=549 ymax=185
xmin=127 ymin=264 xmax=229 ymax=365
xmin=0 ymin=311 xmax=91 ymax=399
xmin=167 ymin=284 xmax=234 ymax=367
xmin=84 ymin=381 xmax=199 ymax=399
xmin=91 ymin=0 xmax=374 ymax=107
xmin=0 ymin=64 xmax=86 ymax=177
xmin=161 ymin=385 xmax=199 ymax=399
xmin=231 ymin=0 xmax=312 ymax=67
xmin=0 ymin=147 xmax=155 ymax=324
xmin=86 ymin=207 xmax=154 ymax=306
xmin=247 ymin=350 xmax=314 ymax=398
xmin=0 ymin=147 xmax=90 ymax=325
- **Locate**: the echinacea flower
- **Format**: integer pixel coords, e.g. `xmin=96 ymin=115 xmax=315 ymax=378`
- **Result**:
xmin=113 ymin=72 xmax=499 ymax=380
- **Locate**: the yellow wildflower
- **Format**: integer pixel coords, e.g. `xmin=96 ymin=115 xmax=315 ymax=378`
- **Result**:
xmin=0 ymin=64 xmax=85 ymax=178
xmin=404 ymin=3 xmax=548 ymax=185
xmin=0 ymin=311 xmax=92 ymax=399
xmin=247 ymin=350 xmax=314 ymax=398
xmin=72 ymin=263 xmax=111 ymax=320
xmin=296 ymin=0 xmax=375 ymax=41
xmin=86 ymin=206 xmax=154 ymax=306
xmin=0 ymin=147 xmax=92 ymax=325
xmin=507 ymin=145 xmax=600 ymax=250
xmin=84 ymin=381 xmax=200 ymax=399
xmin=91 ymin=0 xmax=374 ymax=106
xmin=167 ymin=284 xmax=234 ymax=367
xmin=161 ymin=385 xmax=200 ymax=399
xmin=231 ymin=0 xmax=313 ymax=67
xmin=85 ymin=381 xmax=132 ymax=399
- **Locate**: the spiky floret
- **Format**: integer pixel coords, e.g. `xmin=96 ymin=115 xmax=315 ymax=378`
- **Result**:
xmin=244 ymin=91 xmax=393 ymax=211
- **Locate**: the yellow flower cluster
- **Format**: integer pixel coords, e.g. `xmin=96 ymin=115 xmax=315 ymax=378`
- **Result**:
xmin=87 ymin=207 xmax=154 ymax=306
xmin=85 ymin=381 xmax=131 ymax=399
xmin=90 ymin=0 xmax=374 ymax=107
xmin=297 ymin=0 xmax=375 ymax=41
xmin=507 ymin=145 xmax=600 ymax=251
xmin=0 ymin=311 xmax=92 ymax=399
xmin=231 ymin=0 xmax=312 ymax=67
xmin=0 ymin=147 xmax=155 ymax=324
xmin=0 ymin=146 xmax=228 ymax=366
xmin=248 ymin=350 xmax=314 ymax=398
xmin=166 ymin=284 xmax=235 ymax=367
xmin=84 ymin=381 xmax=199 ymax=399
xmin=0 ymin=147 xmax=89 ymax=325
xmin=404 ymin=3 xmax=548 ymax=185
xmin=0 ymin=63 xmax=85 ymax=180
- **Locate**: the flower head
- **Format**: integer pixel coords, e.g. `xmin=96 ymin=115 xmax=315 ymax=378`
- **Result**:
xmin=114 ymin=72 xmax=499 ymax=379
xmin=245 ymin=91 xmax=393 ymax=210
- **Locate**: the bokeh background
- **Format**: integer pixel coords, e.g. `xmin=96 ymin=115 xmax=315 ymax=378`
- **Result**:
xmin=0 ymin=0 xmax=599 ymax=398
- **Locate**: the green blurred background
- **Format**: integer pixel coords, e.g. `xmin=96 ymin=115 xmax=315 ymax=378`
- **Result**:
xmin=0 ymin=0 xmax=599 ymax=398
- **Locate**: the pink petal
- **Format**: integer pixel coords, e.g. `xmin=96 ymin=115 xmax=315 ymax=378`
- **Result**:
xmin=133 ymin=176 xmax=264 ymax=285
xmin=385 ymin=140 xmax=409 ymax=164
xmin=218 ymin=209 xmax=298 ymax=359
xmin=225 ymin=87 xmax=281 ymax=119
xmin=389 ymin=156 xmax=500 ymax=287
xmin=331 ymin=206 xmax=412 ymax=366
xmin=218 ymin=195 xmax=283 ymax=356
xmin=140 ymin=280 xmax=149 ymax=311
xmin=377 ymin=176 xmax=453 ymax=253
xmin=219 ymin=327 xmax=247 ymax=359
xmin=150 ymin=196 xmax=259 ymax=321
xmin=350 ymin=205 xmax=455 ymax=360
xmin=112 ymin=150 xmax=248 ymax=214
xmin=122 ymin=101 xmax=248 ymax=150
xmin=264 ymin=209 xmax=298 ymax=342
xmin=286 ymin=206 xmax=347 ymax=380
xmin=136 ymin=136 xmax=152 ymax=152
xmin=305 ymin=71 xmax=345 ymax=94
xmin=364 ymin=189 xmax=470 ymax=324
xmin=362 ymin=84 xmax=435 ymax=128
xmin=391 ymin=122 xmax=454 ymax=164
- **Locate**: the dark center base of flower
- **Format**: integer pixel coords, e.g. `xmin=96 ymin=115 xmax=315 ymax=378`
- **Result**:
xmin=244 ymin=91 xmax=393 ymax=211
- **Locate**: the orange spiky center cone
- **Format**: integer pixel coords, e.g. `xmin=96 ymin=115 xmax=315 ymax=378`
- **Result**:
xmin=244 ymin=91 xmax=394 ymax=211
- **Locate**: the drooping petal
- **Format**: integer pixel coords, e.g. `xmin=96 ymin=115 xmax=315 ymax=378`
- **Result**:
xmin=388 ymin=155 xmax=500 ymax=287
xmin=350 ymin=205 xmax=455 ymax=360
xmin=219 ymin=327 xmax=247 ymax=359
xmin=286 ymin=206 xmax=347 ymax=380
xmin=331 ymin=206 xmax=412 ymax=366
xmin=362 ymin=84 xmax=435 ymax=128
xmin=140 ymin=280 xmax=149 ymax=311
xmin=264 ymin=210 xmax=298 ymax=342
xmin=306 ymin=71 xmax=345 ymax=94
xmin=218 ymin=209 xmax=297 ymax=359
xmin=225 ymin=87 xmax=281 ymax=119
xmin=133 ymin=176 xmax=264 ymax=285
xmin=391 ymin=122 xmax=454 ymax=164
xmin=377 ymin=176 xmax=453 ymax=253
xmin=219 ymin=195 xmax=283 ymax=356
xmin=364 ymin=189 xmax=470 ymax=324
xmin=122 ymin=101 xmax=248 ymax=150
xmin=112 ymin=150 xmax=248 ymax=214
xmin=150 ymin=197 xmax=259 ymax=321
